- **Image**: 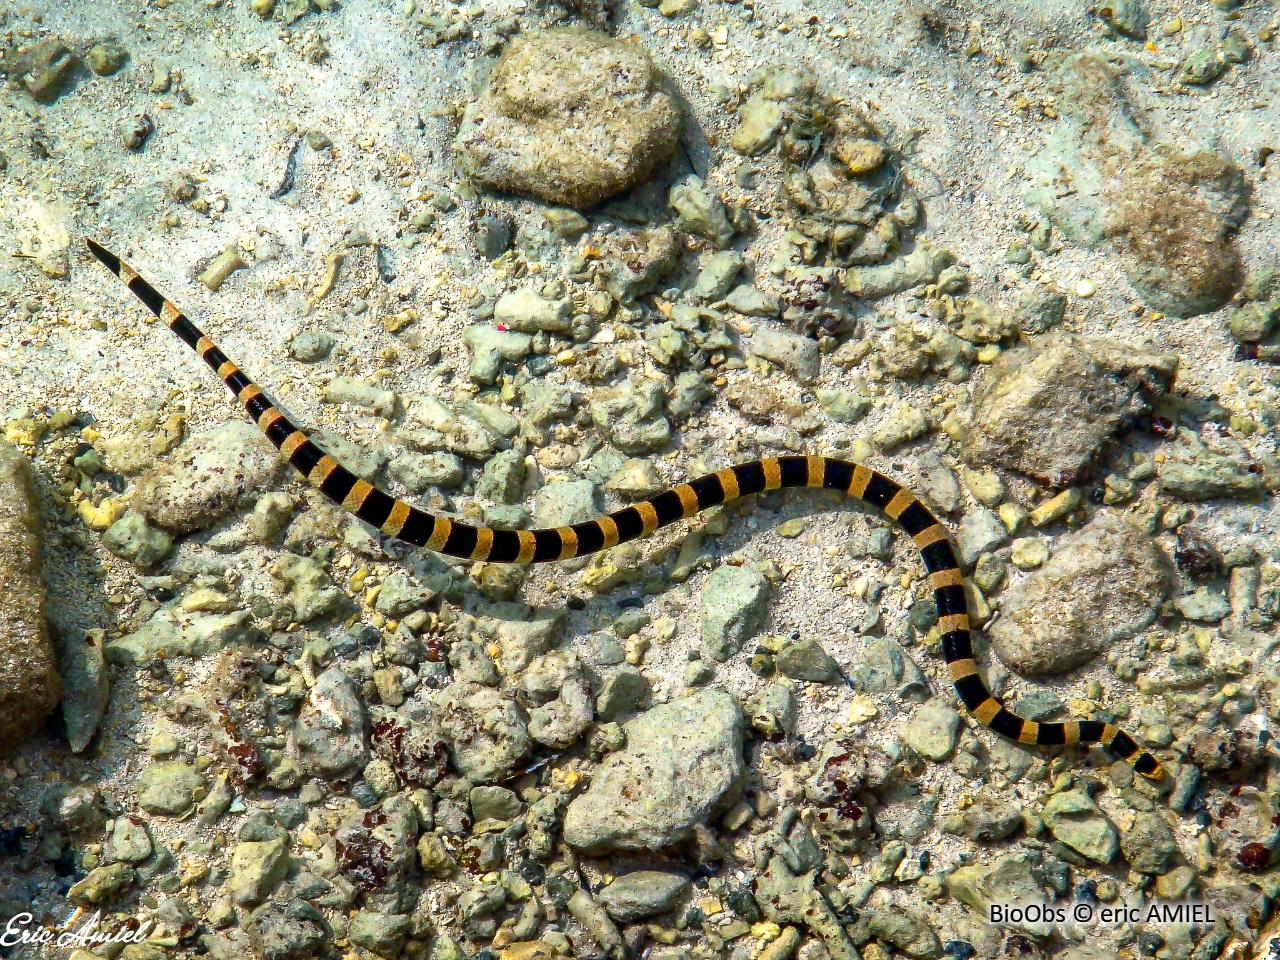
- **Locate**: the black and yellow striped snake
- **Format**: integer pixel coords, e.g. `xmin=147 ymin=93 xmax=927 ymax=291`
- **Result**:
xmin=87 ymin=238 xmax=1162 ymax=779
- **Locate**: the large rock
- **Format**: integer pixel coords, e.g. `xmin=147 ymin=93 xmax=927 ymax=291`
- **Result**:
xmin=432 ymin=681 xmax=530 ymax=783
xmin=989 ymin=513 xmax=1170 ymax=676
xmin=563 ymin=690 xmax=745 ymax=854
xmin=133 ymin=421 xmax=283 ymax=533
xmin=947 ymin=852 xmax=1051 ymax=936
xmin=961 ymin=334 xmax=1175 ymax=487
xmin=0 ymin=439 xmax=59 ymax=751
xmin=699 ymin=564 xmax=770 ymax=662
xmin=454 ymin=28 xmax=680 ymax=209
xmin=1041 ymin=789 xmax=1117 ymax=864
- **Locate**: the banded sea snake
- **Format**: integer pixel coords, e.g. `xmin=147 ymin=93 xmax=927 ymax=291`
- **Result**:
xmin=87 ymin=238 xmax=1163 ymax=780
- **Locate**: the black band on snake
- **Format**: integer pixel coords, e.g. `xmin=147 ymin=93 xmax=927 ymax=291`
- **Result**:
xmin=86 ymin=238 xmax=1163 ymax=780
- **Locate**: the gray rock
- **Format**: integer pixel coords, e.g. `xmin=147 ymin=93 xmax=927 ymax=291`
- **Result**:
xmin=847 ymin=638 xmax=928 ymax=698
xmin=322 ymin=377 xmax=398 ymax=418
xmin=699 ymin=564 xmax=769 ymax=662
xmin=0 ymin=439 xmax=59 ymax=751
xmin=598 ymin=871 xmax=690 ymax=921
xmin=454 ymin=28 xmax=680 ymax=209
xmin=387 ymin=451 xmax=464 ymax=493
xmin=477 ymin=449 xmax=526 ymax=504
xmin=56 ymin=627 xmax=109 ymax=753
xmin=563 ymin=690 xmax=745 ymax=854
xmin=137 ymin=760 xmax=205 ymax=817
xmin=595 ymin=665 xmax=651 ymax=722
xmin=1120 ymin=811 xmax=1178 ymax=873
xmin=745 ymin=683 xmax=795 ymax=739
xmin=961 ymin=334 xmax=1175 ymax=487
xmin=947 ymin=853 xmax=1050 ymax=936
xmin=470 ymin=785 xmax=522 ymax=823
xmin=956 ymin=506 xmax=1008 ymax=567
xmin=432 ymin=681 xmax=530 ymax=783
xmin=568 ymin=889 xmax=624 ymax=958
xmin=348 ymin=911 xmax=411 ymax=959
xmin=291 ymin=667 xmax=370 ymax=781
xmin=816 ymin=388 xmax=869 ymax=423
xmin=775 ymin=637 xmax=839 ymax=683
xmin=590 ymin=227 xmax=682 ymax=302
xmin=533 ymin=479 xmax=599 ymax=528
xmin=900 ymin=699 xmax=961 ymax=761
xmin=873 ymin=403 xmax=929 ymax=452
xmin=858 ymin=903 xmax=942 ymax=959
xmin=133 ymin=421 xmax=283 ymax=533
xmin=1094 ymin=0 xmax=1147 ymax=37
xmin=690 ymin=251 xmax=742 ymax=302
xmin=940 ymin=792 xmax=1023 ymax=843
xmin=272 ymin=553 xmax=343 ymax=622
xmin=245 ymin=899 xmax=330 ymax=960
xmin=230 ymin=836 xmax=290 ymax=905
xmin=375 ymin=571 xmax=437 ymax=618
xmin=41 ymin=784 xmax=105 ymax=833
xmin=589 ymin=378 xmax=671 ymax=455
xmin=102 ymin=510 xmax=173 ymax=569
xmin=1042 ymin=789 xmax=1117 ymax=864
xmin=464 ymin=325 xmax=533 ymax=385
xmin=108 ymin=816 xmax=153 ymax=864
xmin=845 ymin=243 xmax=952 ymax=300
xmin=670 ymin=175 xmax=734 ymax=248
xmin=605 ymin=459 xmax=664 ymax=500
xmin=724 ymin=284 xmax=781 ymax=317
xmin=288 ymin=330 xmax=334 ymax=363
xmin=473 ymin=603 xmax=564 ymax=674
xmin=495 ymin=288 xmax=573 ymax=333
xmin=523 ymin=651 xmax=594 ymax=749
xmin=749 ymin=327 xmax=820 ymax=383
xmin=1174 ymin=587 xmax=1231 ymax=622
xmin=989 ymin=513 xmax=1170 ymax=675
xmin=106 ymin=608 xmax=253 ymax=665
xmin=67 ymin=863 xmax=135 ymax=906
xmin=914 ymin=453 xmax=961 ymax=514
xmin=1158 ymin=432 xmax=1264 ymax=501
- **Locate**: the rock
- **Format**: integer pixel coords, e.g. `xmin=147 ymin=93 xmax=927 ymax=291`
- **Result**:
xmin=137 ymin=761 xmax=205 ymax=817
xmin=85 ymin=40 xmax=127 ymax=75
xmin=230 ymin=836 xmax=290 ymax=905
xmin=532 ymin=479 xmax=599 ymax=528
xmin=725 ymin=284 xmax=781 ymax=317
xmin=133 ymin=422 xmax=282 ymax=533
xmin=749 ymin=327 xmax=820 ymax=383
xmin=563 ymin=690 xmax=745 ymax=854
xmin=68 ymin=863 xmax=135 ymax=906
xmin=108 ymin=816 xmax=153 ymax=864
xmin=1120 ymin=811 xmax=1178 ymax=873
xmin=775 ymin=637 xmax=839 ymax=683
xmin=56 ymin=628 xmax=108 ymax=753
xmin=388 ymin=450 xmax=464 ymax=493
xmin=322 ymin=377 xmax=397 ymax=418
xmin=1041 ymin=789 xmax=1117 ymax=864
xmin=7 ymin=36 xmax=78 ymax=102
xmin=989 ymin=513 xmax=1170 ymax=675
xmin=845 ymin=244 xmax=951 ymax=301
xmin=102 ymin=510 xmax=172 ymax=569
xmin=699 ymin=564 xmax=769 ymax=662
xmin=745 ymin=683 xmax=796 ymax=739
xmin=568 ymin=890 xmax=624 ymax=958
xmin=589 ymin=378 xmax=671 ymax=455
xmin=465 ymin=325 xmax=533 ymax=385
xmin=1174 ymin=587 xmax=1230 ymax=622
xmin=956 ymin=507 xmax=1008 ymax=567
xmin=900 ymin=699 xmax=961 ymax=761
xmin=858 ymin=903 xmax=942 ymax=959
xmin=690 ymin=251 xmax=742 ymax=301
xmin=42 ymin=784 xmax=105 ymax=833
xmin=605 ymin=459 xmax=664 ymax=500
xmin=0 ymin=440 xmax=59 ymax=750
xmin=477 ymin=449 xmax=526 ymax=504
xmin=432 ymin=682 xmax=530 ymax=783
xmin=1158 ymin=431 xmax=1264 ymax=501
xmin=473 ymin=603 xmax=564 ymax=674
xmin=272 ymin=553 xmax=343 ymax=621
xmin=961 ymin=334 xmax=1175 ymax=487
xmin=589 ymin=227 xmax=682 ymax=302
xmin=940 ymin=793 xmax=1022 ymax=843
xmin=454 ymin=28 xmax=680 ymax=209
xmin=598 ymin=871 xmax=690 ymax=921
xmin=375 ymin=571 xmax=437 ymax=618
xmin=523 ymin=651 xmax=594 ymax=749
xmin=873 ymin=404 xmax=929 ymax=453
xmin=348 ymin=911 xmax=411 ymax=959
xmin=470 ymin=785 xmax=522 ymax=822
xmin=595 ymin=665 xmax=651 ymax=722
xmin=1094 ymin=0 xmax=1147 ymax=38
xmin=495 ymin=288 xmax=573 ymax=333
xmin=947 ymin=853 xmax=1050 ymax=936
xmin=245 ymin=899 xmax=330 ymax=960
xmin=106 ymin=608 xmax=252 ymax=665
xmin=670 ymin=176 xmax=734 ymax=248
xmin=288 ymin=330 xmax=334 ymax=362
xmin=291 ymin=667 xmax=370 ymax=781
